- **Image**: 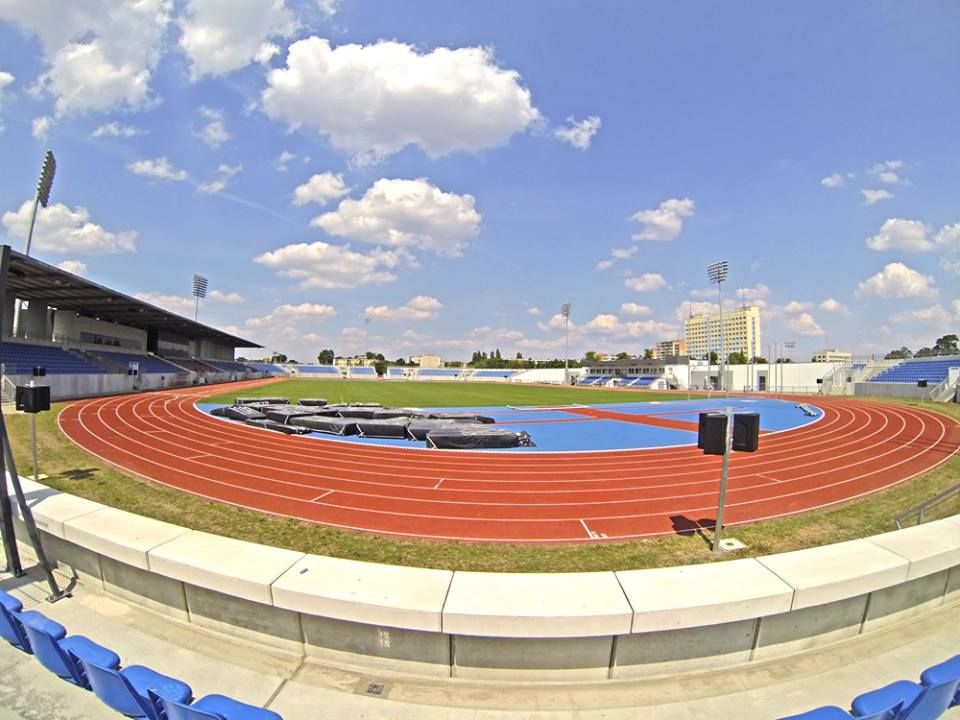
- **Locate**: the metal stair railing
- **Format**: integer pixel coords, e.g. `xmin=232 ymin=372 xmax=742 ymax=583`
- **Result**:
xmin=895 ymin=481 xmax=960 ymax=529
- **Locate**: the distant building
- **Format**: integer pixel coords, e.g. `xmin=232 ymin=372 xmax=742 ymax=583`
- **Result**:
xmin=812 ymin=349 xmax=852 ymax=363
xmin=410 ymin=354 xmax=442 ymax=369
xmin=334 ymin=356 xmax=377 ymax=367
xmin=684 ymin=305 xmax=762 ymax=361
xmin=653 ymin=339 xmax=686 ymax=359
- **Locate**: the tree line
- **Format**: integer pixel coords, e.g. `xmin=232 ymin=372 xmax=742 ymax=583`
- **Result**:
xmin=884 ymin=334 xmax=959 ymax=360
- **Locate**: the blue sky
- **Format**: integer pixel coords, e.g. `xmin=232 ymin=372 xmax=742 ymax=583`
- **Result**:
xmin=0 ymin=1 xmax=958 ymax=362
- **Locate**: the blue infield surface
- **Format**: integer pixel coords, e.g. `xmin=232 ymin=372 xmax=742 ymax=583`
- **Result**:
xmin=198 ymin=397 xmax=823 ymax=453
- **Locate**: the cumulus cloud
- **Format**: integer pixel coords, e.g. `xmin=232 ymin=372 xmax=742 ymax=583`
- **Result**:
xmin=856 ymin=262 xmax=937 ymax=299
xmin=580 ymin=314 xmax=676 ymax=339
xmin=1 ymin=0 xmax=172 ymax=117
xmin=364 ymin=295 xmax=443 ymax=321
xmin=197 ymin=163 xmax=242 ymax=194
xmin=254 ymin=240 xmax=416 ymax=289
xmin=2 ymin=200 xmax=136 ymax=254
xmin=820 ymin=173 xmax=844 ymax=188
xmin=629 ymin=198 xmax=695 ymax=241
xmin=620 ymin=303 xmax=652 ymax=316
xmin=624 ymin=272 xmax=668 ymax=292
xmin=194 ymin=106 xmax=230 ymax=148
xmin=595 ymin=259 xmax=614 ymax=271
xmin=179 ymin=0 xmax=297 ymax=79
xmin=128 ymin=157 xmax=188 ymax=182
xmin=246 ymin=302 xmax=336 ymax=329
xmin=208 ymin=289 xmax=244 ymax=304
xmin=526 ymin=306 xmax=541 ymax=316
xmin=91 ymin=122 xmax=140 ymax=138
xmin=866 ymin=218 xmax=933 ymax=252
xmin=868 ymin=160 xmax=905 ymax=185
xmin=889 ymin=304 xmax=955 ymax=328
xmin=57 ymin=260 xmax=87 ymax=275
xmin=0 ymin=71 xmax=13 ymax=131
xmin=262 ymin=38 xmax=540 ymax=162
xmin=134 ymin=292 xmax=195 ymax=314
xmin=275 ymin=150 xmax=296 ymax=171
xmin=861 ymin=188 xmax=894 ymax=206
xmin=32 ymin=116 xmax=52 ymax=140
xmin=782 ymin=300 xmax=813 ymax=314
xmin=820 ymin=298 xmax=849 ymax=314
xmin=611 ymin=247 xmax=638 ymax=259
xmin=312 ymin=178 xmax=480 ymax=257
xmin=293 ymin=172 xmax=350 ymax=206
xmin=554 ymin=115 xmax=601 ymax=150
xmin=937 ymin=223 xmax=960 ymax=275
xmin=788 ymin=312 xmax=825 ymax=336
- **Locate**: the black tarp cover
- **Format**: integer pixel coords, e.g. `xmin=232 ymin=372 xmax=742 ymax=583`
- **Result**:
xmin=428 ymin=412 xmax=496 ymax=424
xmin=355 ymin=417 xmax=411 ymax=438
xmin=245 ymin=418 xmax=312 ymax=434
xmin=235 ymin=397 xmax=288 ymax=405
xmin=224 ymin=405 xmax=266 ymax=421
xmin=334 ymin=407 xmax=381 ymax=419
xmin=289 ymin=415 xmax=360 ymax=435
xmin=297 ymin=398 xmax=328 ymax=406
xmin=426 ymin=427 xmax=534 ymax=449
xmin=210 ymin=406 xmax=230 ymax=417
xmin=406 ymin=418 xmax=477 ymax=440
xmin=262 ymin=406 xmax=323 ymax=424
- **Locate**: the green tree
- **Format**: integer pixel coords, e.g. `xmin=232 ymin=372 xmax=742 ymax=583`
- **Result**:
xmin=374 ymin=360 xmax=387 ymax=376
xmin=616 ymin=351 xmax=630 ymax=360
xmin=643 ymin=348 xmax=654 ymax=359
xmin=915 ymin=347 xmax=936 ymax=358
xmin=884 ymin=346 xmax=913 ymax=360
xmin=584 ymin=351 xmax=600 ymax=362
xmin=317 ymin=348 xmax=335 ymax=364
xmin=516 ymin=352 xmax=523 ymax=360
xmin=270 ymin=352 xmax=287 ymax=363
xmin=934 ymin=334 xmax=959 ymax=355
xmin=752 ymin=355 xmax=768 ymax=364
xmin=727 ymin=351 xmax=748 ymax=364
xmin=709 ymin=351 xmax=718 ymax=364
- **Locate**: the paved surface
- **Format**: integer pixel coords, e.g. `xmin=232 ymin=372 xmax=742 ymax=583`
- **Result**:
xmin=1 ymin=567 xmax=959 ymax=719
xmin=58 ymin=381 xmax=960 ymax=542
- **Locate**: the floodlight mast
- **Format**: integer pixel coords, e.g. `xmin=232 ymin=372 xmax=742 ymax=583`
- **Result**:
xmin=561 ymin=303 xmax=572 ymax=385
xmin=192 ymin=274 xmax=208 ymax=321
xmin=23 ymin=150 xmax=56 ymax=257
xmin=707 ymin=261 xmax=729 ymax=392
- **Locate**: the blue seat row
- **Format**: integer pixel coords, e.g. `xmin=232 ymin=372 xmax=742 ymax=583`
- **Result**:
xmin=0 ymin=588 xmax=281 ymax=719
xmin=781 ymin=654 xmax=960 ymax=720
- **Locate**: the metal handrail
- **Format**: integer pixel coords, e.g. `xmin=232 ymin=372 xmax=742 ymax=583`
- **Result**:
xmin=895 ymin=481 xmax=960 ymax=529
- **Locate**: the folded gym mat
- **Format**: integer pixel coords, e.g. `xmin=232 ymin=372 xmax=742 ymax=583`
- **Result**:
xmin=425 ymin=427 xmax=534 ymax=449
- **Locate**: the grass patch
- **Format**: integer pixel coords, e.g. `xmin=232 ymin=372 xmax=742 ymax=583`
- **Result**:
xmin=200 ymin=379 xmax=705 ymax=408
xmin=4 ymin=389 xmax=958 ymax=572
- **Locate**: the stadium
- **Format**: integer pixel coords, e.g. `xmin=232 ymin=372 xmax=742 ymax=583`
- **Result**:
xmin=2 ymin=4 xmax=960 ymax=720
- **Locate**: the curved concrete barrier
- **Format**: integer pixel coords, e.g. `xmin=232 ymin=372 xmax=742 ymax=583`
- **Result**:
xmin=9 ymin=477 xmax=960 ymax=681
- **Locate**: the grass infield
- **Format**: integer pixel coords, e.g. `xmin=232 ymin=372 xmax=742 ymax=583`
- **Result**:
xmin=6 ymin=381 xmax=959 ymax=572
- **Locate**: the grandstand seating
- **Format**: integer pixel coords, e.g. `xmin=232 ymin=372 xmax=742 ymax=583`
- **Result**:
xmin=295 ymin=365 xmax=340 ymax=375
xmin=419 ymin=368 xmax=460 ymax=377
xmin=203 ymin=359 xmax=252 ymax=374
xmin=349 ymin=367 xmax=377 ymax=377
xmin=387 ymin=367 xmax=405 ymax=378
xmin=0 ymin=342 xmax=105 ymax=375
xmin=471 ymin=370 xmax=517 ymax=378
xmin=577 ymin=375 xmax=604 ymax=386
xmin=620 ymin=376 xmax=658 ymax=388
xmin=868 ymin=357 xmax=959 ymax=385
xmin=245 ymin=363 xmax=284 ymax=374
xmin=92 ymin=350 xmax=184 ymax=374
xmin=850 ymin=363 xmax=866 ymax=371
xmin=166 ymin=357 xmax=221 ymax=374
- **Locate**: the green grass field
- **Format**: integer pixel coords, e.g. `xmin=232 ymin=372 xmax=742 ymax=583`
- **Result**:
xmin=202 ymin=379 xmax=700 ymax=407
xmin=5 ymin=383 xmax=959 ymax=572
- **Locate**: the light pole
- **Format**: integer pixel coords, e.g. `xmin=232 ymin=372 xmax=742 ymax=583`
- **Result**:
xmin=783 ymin=340 xmax=795 ymax=394
xmin=14 ymin=151 xmax=56 ymax=339
xmin=561 ymin=303 xmax=572 ymax=385
xmin=707 ymin=261 xmax=729 ymax=392
xmin=192 ymin=274 xmax=208 ymax=321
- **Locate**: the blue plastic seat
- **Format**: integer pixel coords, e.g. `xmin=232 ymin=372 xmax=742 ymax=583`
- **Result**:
xmin=851 ymin=679 xmax=922 ymax=720
xmin=149 ymin=689 xmax=283 ymax=720
xmin=779 ymin=706 xmax=853 ymax=719
xmin=17 ymin=610 xmax=120 ymax=688
xmin=79 ymin=657 xmax=192 ymax=720
xmin=895 ymin=675 xmax=960 ymax=719
xmin=920 ymin=655 xmax=960 ymax=708
xmin=0 ymin=589 xmax=31 ymax=652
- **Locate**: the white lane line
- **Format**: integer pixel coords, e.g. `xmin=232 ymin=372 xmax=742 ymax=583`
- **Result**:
xmin=755 ymin=473 xmax=784 ymax=483
xmin=312 ymin=490 xmax=335 ymax=502
xmin=579 ymin=518 xmax=600 ymax=539
xmin=433 ymin=478 xmax=445 ymax=489
xmin=184 ymin=453 xmax=212 ymax=461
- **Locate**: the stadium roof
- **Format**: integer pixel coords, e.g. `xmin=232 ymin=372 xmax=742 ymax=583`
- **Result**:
xmin=4 ymin=249 xmax=261 ymax=348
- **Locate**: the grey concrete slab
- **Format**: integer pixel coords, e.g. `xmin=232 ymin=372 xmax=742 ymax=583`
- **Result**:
xmin=617 ymin=558 xmax=793 ymax=632
xmin=758 ymin=539 xmax=909 ymax=609
xmin=754 ymin=595 xmax=867 ymax=660
xmin=99 ymin=555 xmax=189 ymax=622
xmin=63 ymin=508 xmax=189 ymax=570
xmin=868 ymin=519 xmax=960 ymax=580
xmin=864 ymin=571 xmax=950 ymax=630
xmin=10 ymin=491 xmax=103 ymax=539
xmin=442 ymin=571 xmax=633 ymax=637
xmin=272 ymin=555 xmax=452 ymax=632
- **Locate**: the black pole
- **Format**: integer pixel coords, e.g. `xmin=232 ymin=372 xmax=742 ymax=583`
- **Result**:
xmin=0 ymin=245 xmax=22 ymax=575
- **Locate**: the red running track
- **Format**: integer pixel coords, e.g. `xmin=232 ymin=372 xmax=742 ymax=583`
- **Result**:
xmin=58 ymin=380 xmax=960 ymax=543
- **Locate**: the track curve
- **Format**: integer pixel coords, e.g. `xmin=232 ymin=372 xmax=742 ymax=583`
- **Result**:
xmin=58 ymin=381 xmax=960 ymax=543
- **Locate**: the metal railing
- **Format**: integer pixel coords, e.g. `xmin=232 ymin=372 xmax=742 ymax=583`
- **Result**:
xmin=895 ymin=481 xmax=960 ymax=529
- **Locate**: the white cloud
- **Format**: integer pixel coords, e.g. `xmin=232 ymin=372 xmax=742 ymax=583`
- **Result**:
xmin=861 ymin=188 xmax=894 ymax=206
xmin=856 ymin=262 xmax=937 ymax=299
xmin=865 ymin=218 xmax=933 ymax=252
xmin=620 ymin=303 xmax=652 ymax=316
xmin=208 ymin=289 xmax=244 ymax=304
xmin=135 ymin=292 xmax=196 ymax=315
xmin=293 ymin=172 xmax=350 ymax=206
xmin=954 ymin=300 xmax=960 ymax=320
xmin=610 ymin=246 xmax=638 ymax=259
xmin=128 ymin=157 xmax=188 ymax=182
xmin=91 ymin=122 xmax=140 ymax=138
xmin=868 ymin=160 xmax=905 ymax=185
xmin=788 ymin=312 xmax=825 ymax=336
xmin=312 ymin=178 xmax=480 ymax=258
xmin=676 ymin=300 xmax=719 ymax=320
xmin=526 ymin=307 xmax=541 ymax=316
xmin=736 ymin=284 xmax=772 ymax=306
xmin=1 ymin=0 xmax=173 ymax=117
xmin=262 ymin=38 xmax=540 ymax=162
xmin=194 ymin=106 xmax=230 ymax=148
xmin=935 ymin=223 xmax=960 ymax=252
xmin=179 ymin=0 xmax=297 ymax=80
xmin=364 ymin=295 xmax=443 ymax=321
xmin=624 ymin=272 xmax=668 ymax=292
xmin=889 ymin=304 xmax=954 ymax=328
xmin=783 ymin=300 xmax=813 ymax=314
xmin=538 ymin=313 xmax=572 ymax=332
xmin=595 ymin=259 xmax=614 ymax=271
xmin=254 ymin=240 xmax=416 ymax=289
xmin=554 ymin=115 xmax=601 ymax=150
xmin=275 ymin=150 xmax=296 ymax=171
xmin=820 ymin=173 xmax=844 ymax=188
xmin=246 ymin=302 xmax=336 ymax=329
xmin=198 ymin=163 xmax=242 ymax=194
xmin=32 ymin=116 xmax=52 ymax=140
xmin=820 ymin=298 xmax=848 ymax=314
xmin=580 ymin=314 xmax=676 ymax=339
xmin=2 ymin=200 xmax=136 ymax=254
xmin=57 ymin=260 xmax=87 ymax=275
xmin=0 ymin=71 xmax=14 ymax=131
xmin=629 ymin=198 xmax=695 ymax=241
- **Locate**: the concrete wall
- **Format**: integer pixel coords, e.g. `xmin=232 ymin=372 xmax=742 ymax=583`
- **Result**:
xmin=7 ymin=477 xmax=960 ymax=683
xmin=854 ymin=382 xmax=932 ymax=400
xmin=54 ymin=311 xmax=147 ymax=351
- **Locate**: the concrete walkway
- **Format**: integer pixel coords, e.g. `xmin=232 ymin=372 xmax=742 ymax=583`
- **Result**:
xmin=1 ymin=567 xmax=958 ymax=720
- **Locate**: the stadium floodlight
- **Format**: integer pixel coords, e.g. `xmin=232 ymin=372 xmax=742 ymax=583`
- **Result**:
xmin=192 ymin=274 xmax=208 ymax=321
xmin=561 ymin=303 xmax=572 ymax=385
xmin=14 ymin=151 xmax=58 ymax=338
xmin=707 ymin=261 xmax=729 ymax=392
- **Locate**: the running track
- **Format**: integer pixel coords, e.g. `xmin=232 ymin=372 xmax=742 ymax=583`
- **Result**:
xmin=58 ymin=379 xmax=960 ymax=543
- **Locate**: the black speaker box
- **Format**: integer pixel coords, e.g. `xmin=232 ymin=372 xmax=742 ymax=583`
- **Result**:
xmin=698 ymin=413 xmax=727 ymax=455
xmin=917 ymin=379 xmax=928 ymax=388
xmin=733 ymin=412 xmax=760 ymax=452
xmin=15 ymin=385 xmax=51 ymax=414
